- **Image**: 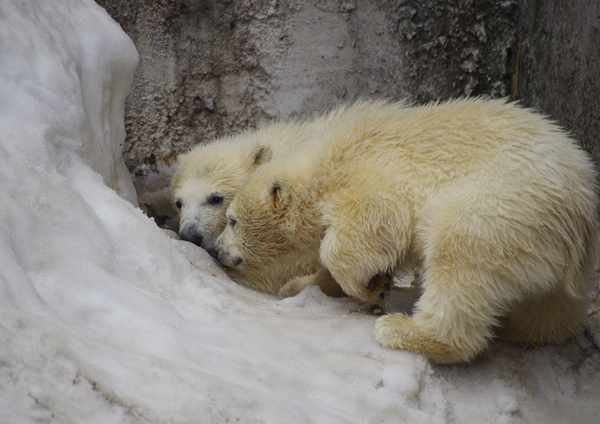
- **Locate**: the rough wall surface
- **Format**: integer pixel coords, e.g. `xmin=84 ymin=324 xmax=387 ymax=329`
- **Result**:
xmin=516 ymin=0 xmax=600 ymax=166
xmin=96 ymin=0 xmax=599 ymax=232
xmin=97 ymin=0 xmax=518 ymax=178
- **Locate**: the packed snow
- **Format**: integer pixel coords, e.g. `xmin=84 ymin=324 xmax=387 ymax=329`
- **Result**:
xmin=1 ymin=1 xmax=599 ymax=423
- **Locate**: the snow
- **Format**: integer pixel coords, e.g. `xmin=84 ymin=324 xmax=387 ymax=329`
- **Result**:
xmin=1 ymin=1 xmax=600 ymax=423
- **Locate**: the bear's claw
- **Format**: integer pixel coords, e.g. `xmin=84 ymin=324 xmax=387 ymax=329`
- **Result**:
xmin=363 ymin=272 xmax=393 ymax=304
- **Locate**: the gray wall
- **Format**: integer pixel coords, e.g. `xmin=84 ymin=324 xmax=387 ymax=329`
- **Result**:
xmin=97 ymin=0 xmax=518 ymax=174
xmin=516 ymin=0 xmax=600 ymax=166
xmin=96 ymin=0 xmax=599 ymax=227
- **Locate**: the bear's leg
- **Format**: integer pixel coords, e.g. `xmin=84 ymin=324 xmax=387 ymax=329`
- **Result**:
xmin=499 ymin=288 xmax=588 ymax=345
xmin=319 ymin=190 xmax=412 ymax=304
xmin=375 ymin=263 xmax=506 ymax=363
xmin=278 ymin=268 xmax=346 ymax=298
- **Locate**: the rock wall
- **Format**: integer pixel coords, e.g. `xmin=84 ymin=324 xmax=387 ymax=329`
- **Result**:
xmin=96 ymin=0 xmax=599 ymax=231
xmin=515 ymin=0 xmax=600 ymax=166
xmin=96 ymin=0 xmax=518 ymax=174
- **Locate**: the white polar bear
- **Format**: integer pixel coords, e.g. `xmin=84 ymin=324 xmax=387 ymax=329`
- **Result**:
xmin=171 ymin=102 xmax=388 ymax=250
xmin=211 ymin=98 xmax=600 ymax=363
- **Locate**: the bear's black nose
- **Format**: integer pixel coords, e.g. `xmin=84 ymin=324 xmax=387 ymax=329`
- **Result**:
xmin=179 ymin=227 xmax=203 ymax=247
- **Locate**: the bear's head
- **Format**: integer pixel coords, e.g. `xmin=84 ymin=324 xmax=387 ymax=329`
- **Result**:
xmin=171 ymin=142 xmax=273 ymax=250
xmin=210 ymin=161 xmax=321 ymax=278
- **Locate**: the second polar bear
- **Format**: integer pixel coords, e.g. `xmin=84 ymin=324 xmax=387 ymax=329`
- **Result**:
xmin=171 ymin=103 xmax=384 ymax=251
xmin=211 ymin=98 xmax=599 ymax=363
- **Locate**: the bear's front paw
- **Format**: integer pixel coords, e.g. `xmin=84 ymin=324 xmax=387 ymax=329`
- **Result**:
xmin=362 ymin=272 xmax=393 ymax=304
xmin=375 ymin=314 xmax=463 ymax=364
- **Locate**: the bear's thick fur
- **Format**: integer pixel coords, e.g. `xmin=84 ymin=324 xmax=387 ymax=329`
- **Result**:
xmin=212 ymin=98 xmax=599 ymax=363
xmin=171 ymin=108 xmax=352 ymax=250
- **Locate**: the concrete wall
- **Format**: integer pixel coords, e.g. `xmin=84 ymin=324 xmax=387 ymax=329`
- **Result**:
xmin=97 ymin=0 xmax=518 ymax=173
xmin=516 ymin=0 xmax=600 ymax=166
xmin=96 ymin=0 xmax=598 ymax=230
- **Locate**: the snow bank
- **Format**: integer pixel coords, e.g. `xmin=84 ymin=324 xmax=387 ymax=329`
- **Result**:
xmin=1 ymin=1 xmax=599 ymax=423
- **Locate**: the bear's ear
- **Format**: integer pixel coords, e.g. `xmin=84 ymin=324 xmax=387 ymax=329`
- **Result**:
xmin=248 ymin=144 xmax=273 ymax=167
xmin=266 ymin=177 xmax=288 ymax=211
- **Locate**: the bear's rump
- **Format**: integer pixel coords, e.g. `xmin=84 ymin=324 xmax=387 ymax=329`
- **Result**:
xmin=414 ymin=169 xmax=593 ymax=296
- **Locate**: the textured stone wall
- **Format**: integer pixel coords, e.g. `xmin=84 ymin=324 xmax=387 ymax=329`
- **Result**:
xmin=96 ymin=0 xmax=599 ymax=233
xmin=515 ymin=0 xmax=600 ymax=166
xmin=97 ymin=0 xmax=518 ymax=176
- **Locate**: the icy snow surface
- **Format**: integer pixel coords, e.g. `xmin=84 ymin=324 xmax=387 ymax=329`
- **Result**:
xmin=1 ymin=1 xmax=600 ymax=423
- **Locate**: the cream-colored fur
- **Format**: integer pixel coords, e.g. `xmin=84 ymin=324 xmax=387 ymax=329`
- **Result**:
xmin=212 ymin=98 xmax=599 ymax=363
xmin=171 ymin=107 xmax=354 ymax=250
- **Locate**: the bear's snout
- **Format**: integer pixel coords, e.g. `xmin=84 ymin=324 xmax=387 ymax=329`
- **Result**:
xmin=209 ymin=238 xmax=243 ymax=268
xmin=179 ymin=226 xmax=204 ymax=248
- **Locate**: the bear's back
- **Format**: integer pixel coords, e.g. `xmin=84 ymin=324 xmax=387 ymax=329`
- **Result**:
xmin=306 ymin=98 xmax=594 ymax=199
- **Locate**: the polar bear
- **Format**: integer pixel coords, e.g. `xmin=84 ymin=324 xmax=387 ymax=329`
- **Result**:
xmin=172 ymin=128 xmax=279 ymax=250
xmin=211 ymin=98 xmax=599 ymax=363
xmin=171 ymin=107 xmax=355 ymax=250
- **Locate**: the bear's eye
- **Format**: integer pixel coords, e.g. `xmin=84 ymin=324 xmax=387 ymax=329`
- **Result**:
xmin=208 ymin=194 xmax=224 ymax=206
xmin=175 ymin=200 xmax=182 ymax=210
xmin=228 ymin=216 xmax=237 ymax=228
